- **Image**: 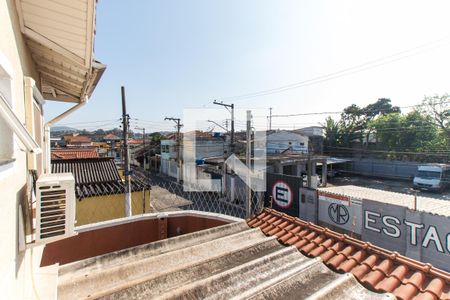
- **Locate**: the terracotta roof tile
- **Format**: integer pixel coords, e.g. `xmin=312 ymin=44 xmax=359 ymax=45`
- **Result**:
xmin=63 ymin=135 xmax=92 ymax=143
xmin=51 ymin=148 xmax=98 ymax=160
xmin=248 ymin=208 xmax=450 ymax=300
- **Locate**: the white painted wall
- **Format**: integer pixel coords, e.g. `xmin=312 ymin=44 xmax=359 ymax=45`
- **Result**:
xmin=266 ymin=131 xmax=309 ymax=154
xmin=0 ymin=1 xmax=43 ymax=298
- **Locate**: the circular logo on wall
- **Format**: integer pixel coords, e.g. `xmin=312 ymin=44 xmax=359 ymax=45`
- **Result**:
xmin=328 ymin=203 xmax=349 ymax=225
xmin=272 ymin=180 xmax=293 ymax=208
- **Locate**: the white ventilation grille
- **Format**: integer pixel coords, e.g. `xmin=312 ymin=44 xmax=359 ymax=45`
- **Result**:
xmin=36 ymin=173 xmax=75 ymax=243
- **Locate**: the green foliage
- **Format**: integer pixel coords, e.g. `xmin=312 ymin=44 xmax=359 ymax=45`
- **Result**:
xmin=323 ymin=96 xmax=449 ymax=162
xmin=322 ymin=117 xmax=341 ymax=147
xmin=149 ymin=132 xmax=165 ymax=142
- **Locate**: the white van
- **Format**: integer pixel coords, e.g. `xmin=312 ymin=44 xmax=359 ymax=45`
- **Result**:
xmin=413 ymin=164 xmax=450 ymax=192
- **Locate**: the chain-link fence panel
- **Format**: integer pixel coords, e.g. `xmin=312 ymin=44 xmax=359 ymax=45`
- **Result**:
xmin=132 ymin=166 xmax=265 ymax=219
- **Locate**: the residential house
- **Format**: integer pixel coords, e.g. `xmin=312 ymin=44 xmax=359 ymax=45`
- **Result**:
xmin=0 ymin=0 xmax=105 ymax=298
xmin=51 ymin=148 xmax=99 ymax=160
xmin=52 ymin=157 xmax=151 ymax=226
xmin=293 ymin=126 xmax=324 ymax=154
xmin=62 ymin=134 xmax=93 ymax=148
xmin=103 ymin=133 xmax=121 ymax=159
xmin=160 ymin=131 xmax=226 ymax=179
xmin=2 ymin=0 xmax=448 ymax=298
xmin=266 ymin=130 xmax=309 ymax=154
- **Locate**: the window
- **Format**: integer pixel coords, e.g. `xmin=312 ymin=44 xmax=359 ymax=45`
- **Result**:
xmin=417 ymin=170 xmax=441 ymax=179
xmin=0 ymin=66 xmax=41 ymax=166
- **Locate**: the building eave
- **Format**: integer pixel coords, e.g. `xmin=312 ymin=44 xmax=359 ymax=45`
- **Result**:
xmin=15 ymin=0 xmax=106 ymax=103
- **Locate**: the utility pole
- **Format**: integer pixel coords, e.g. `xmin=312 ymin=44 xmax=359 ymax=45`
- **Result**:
xmin=246 ymin=110 xmax=252 ymax=218
xmin=269 ymin=107 xmax=272 ymax=131
xmin=213 ymin=100 xmax=235 ymax=197
xmin=213 ymin=100 xmax=234 ymax=153
xmin=135 ymin=127 xmax=146 ymax=169
xmin=164 ymin=117 xmax=183 ymax=181
xmin=121 ymin=86 xmax=132 ymax=217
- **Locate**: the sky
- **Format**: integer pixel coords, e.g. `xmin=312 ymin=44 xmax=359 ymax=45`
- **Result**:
xmin=46 ymin=0 xmax=450 ymax=133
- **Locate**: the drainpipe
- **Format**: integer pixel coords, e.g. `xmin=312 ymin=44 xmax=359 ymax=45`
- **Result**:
xmin=44 ymin=97 xmax=88 ymax=173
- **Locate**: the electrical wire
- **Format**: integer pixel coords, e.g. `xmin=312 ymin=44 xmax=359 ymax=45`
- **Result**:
xmin=215 ymin=36 xmax=450 ymax=102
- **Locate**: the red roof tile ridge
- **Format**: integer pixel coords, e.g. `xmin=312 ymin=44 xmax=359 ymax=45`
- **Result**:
xmin=248 ymin=208 xmax=450 ymax=300
xmin=257 ymin=208 xmax=450 ymax=280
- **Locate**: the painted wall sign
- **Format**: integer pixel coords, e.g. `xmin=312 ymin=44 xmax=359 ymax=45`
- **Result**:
xmin=272 ymin=180 xmax=293 ymax=208
xmin=362 ymin=199 xmax=450 ymax=272
xmin=266 ymin=173 xmax=300 ymax=217
xmin=328 ymin=203 xmax=349 ymax=225
xmin=318 ymin=191 xmax=362 ymax=234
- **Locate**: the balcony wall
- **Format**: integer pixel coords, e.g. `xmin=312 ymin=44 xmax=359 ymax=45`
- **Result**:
xmin=41 ymin=211 xmax=238 ymax=266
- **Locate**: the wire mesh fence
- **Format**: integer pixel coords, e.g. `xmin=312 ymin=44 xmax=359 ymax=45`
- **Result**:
xmin=132 ymin=166 xmax=265 ymax=219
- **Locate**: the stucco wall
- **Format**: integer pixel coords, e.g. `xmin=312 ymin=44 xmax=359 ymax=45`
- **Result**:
xmin=75 ymin=190 xmax=152 ymax=226
xmin=0 ymin=1 xmax=40 ymax=299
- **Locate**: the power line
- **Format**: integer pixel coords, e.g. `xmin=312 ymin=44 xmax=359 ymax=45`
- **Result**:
xmin=271 ymin=101 xmax=450 ymax=118
xmin=58 ymin=119 xmax=120 ymax=125
xmin=215 ymin=36 xmax=450 ymax=102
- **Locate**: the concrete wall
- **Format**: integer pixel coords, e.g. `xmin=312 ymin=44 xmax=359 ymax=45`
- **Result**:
xmin=361 ymin=200 xmax=450 ymax=272
xmin=0 ymin=1 xmax=41 ymax=299
xmin=184 ymin=139 xmax=225 ymax=160
xmin=276 ymin=182 xmax=450 ymax=271
xmin=160 ymin=158 xmax=179 ymax=179
xmin=348 ymin=158 xmax=420 ymax=180
xmin=75 ymin=190 xmax=152 ymax=226
xmin=318 ymin=192 xmax=363 ymax=236
xmin=40 ymin=214 xmax=230 ymax=267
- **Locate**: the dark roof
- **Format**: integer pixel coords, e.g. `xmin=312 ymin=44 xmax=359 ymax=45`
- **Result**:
xmin=248 ymin=209 xmax=450 ymax=300
xmin=51 ymin=158 xmax=149 ymax=198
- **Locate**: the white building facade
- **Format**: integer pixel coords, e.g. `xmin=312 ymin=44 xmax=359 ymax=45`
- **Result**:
xmin=0 ymin=0 xmax=105 ymax=298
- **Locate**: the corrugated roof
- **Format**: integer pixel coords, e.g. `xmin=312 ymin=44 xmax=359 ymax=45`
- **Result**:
xmin=318 ymin=185 xmax=450 ymax=217
xmin=248 ymin=209 xmax=450 ymax=300
xmin=51 ymin=148 xmax=98 ymax=160
xmin=51 ymin=158 xmax=148 ymax=198
xmin=57 ymin=221 xmax=389 ymax=299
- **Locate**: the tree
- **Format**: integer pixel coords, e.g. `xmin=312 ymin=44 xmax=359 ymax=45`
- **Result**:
xmin=371 ymin=112 xmax=403 ymax=151
xmin=339 ymin=98 xmax=400 ymax=147
xmin=322 ymin=117 xmax=341 ymax=149
xmin=417 ymin=94 xmax=449 ymax=143
xmin=400 ymin=111 xmax=437 ymax=152
xmin=149 ymin=132 xmax=164 ymax=142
